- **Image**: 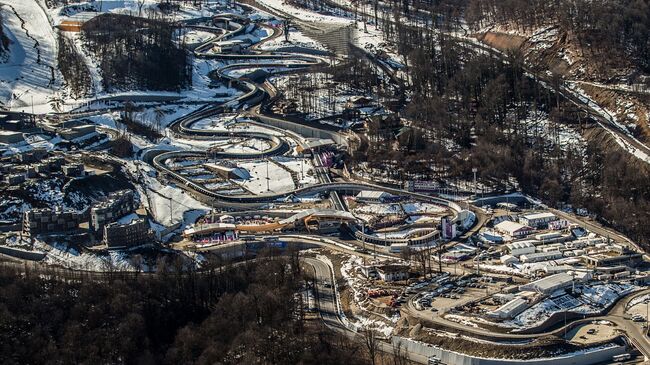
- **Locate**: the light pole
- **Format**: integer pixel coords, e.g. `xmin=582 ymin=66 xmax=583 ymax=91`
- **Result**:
xmin=300 ymin=158 xmax=304 ymax=183
xmin=266 ymin=159 xmax=270 ymax=192
xmin=645 ymin=299 xmax=650 ymax=335
xmin=472 ymin=168 xmax=478 ymax=197
xmin=168 ymin=195 xmax=173 ymax=225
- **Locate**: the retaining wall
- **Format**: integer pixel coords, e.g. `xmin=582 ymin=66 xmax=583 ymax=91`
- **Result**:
xmin=392 ymin=336 xmax=628 ymax=365
xmin=0 ymin=246 xmax=46 ymax=261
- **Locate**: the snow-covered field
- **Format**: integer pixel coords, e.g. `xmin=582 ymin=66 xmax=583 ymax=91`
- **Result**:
xmin=5 ymin=235 xmax=146 ymax=272
xmin=236 ymin=159 xmax=296 ymax=194
xmin=125 ymin=160 xmax=209 ymax=227
xmin=1 ymin=133 xmax=62 ymax=156
xmin=259 ymin=25 xmax=326 ymax=51
xmin=272 ymin=156 xmax=317 ymax=185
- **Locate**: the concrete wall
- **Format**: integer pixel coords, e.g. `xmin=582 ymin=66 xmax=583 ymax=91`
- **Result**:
xmin=0 ymin=246 xmax=46 ymax=261
xmin=256 ymin=115 xmax=348 ymax=146
xmin=471 ymin=193 xmax=533 ymax=208
xmin=0 ymin=223 xmax=21 ymax=232
xmin=392 ymin=337 xmax=628 ymax=365
xmin=94 ymin=94 xmax=183 ymax=104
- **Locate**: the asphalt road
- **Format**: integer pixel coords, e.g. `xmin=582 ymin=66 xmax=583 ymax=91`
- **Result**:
xmin=303 ymin=257 xmax=432 ymax=364
xmin=304 ymin=257 xmax=345 ymax=329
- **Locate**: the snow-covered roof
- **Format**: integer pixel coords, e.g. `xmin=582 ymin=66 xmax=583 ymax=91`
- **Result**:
xmin=520 ymin=273 xmax=573 ymax=293
xmin=521 ymin=251 xmax=562 ymax=260
xmin=203 ymin=163 xmax=250 ymax=180
xmin=283 ymin=208 xmax=356 ymax=223
xmin=544 ymin=265 xmax=573 ymax=273
xmin=116 ymin=213 xmax=140 ymax=225
xmin=506 ymin=241 xmax=535 ymax=250
xmin=183 ymin=223 xmax=237 ymax=237
xmin=521 ymin=212 xmax=556 ymax=220
xmin=356 ymin=190 xmax=391 ymax=200
xmin=500 ymin=254 xmax=518 ymax=263
xmin=495 ymin=220 xmax=530 ymax=233
xmin=216 ymin=39 xmax=246 ymax=46
xmin=494 ymin=297 xmax=528 ymax=316
xmin=298 ymin=138 xmax=335 ymax=151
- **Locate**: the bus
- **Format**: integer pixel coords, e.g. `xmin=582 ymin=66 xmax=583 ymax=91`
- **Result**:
xmin=612 ymin=353 xmax=631 ymax=362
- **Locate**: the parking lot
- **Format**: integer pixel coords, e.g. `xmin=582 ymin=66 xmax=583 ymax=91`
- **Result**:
xmin=407 ymin=272 xmax=508 ymax=313
xmin=564 ymin=322 xmax=619 ymax=345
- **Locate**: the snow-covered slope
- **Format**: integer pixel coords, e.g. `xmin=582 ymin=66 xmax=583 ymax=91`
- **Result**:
xmin=0 ymin=0 xmax=62 ymax=113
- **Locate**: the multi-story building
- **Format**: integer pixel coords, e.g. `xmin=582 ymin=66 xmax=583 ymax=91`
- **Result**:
xmin=22 ymin=208 xmax=85 ymax=235
xmin=103 ymin=218 xmax=150 ymax=249
xmin=90 ymin=190 xmax=136 ymax=233
xmin=62 ymin=164 xmax=84 ymax=177
xmin=5 ymin=174 xmax=26 ymax=186
xmin=16 ymin=148 xmax=48 ymax=163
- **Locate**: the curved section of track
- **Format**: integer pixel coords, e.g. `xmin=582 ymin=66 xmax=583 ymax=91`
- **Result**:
xmin=154 ymin=13 xmax=467 ymax=246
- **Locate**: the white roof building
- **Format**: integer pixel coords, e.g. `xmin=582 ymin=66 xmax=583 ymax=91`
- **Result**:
xmin=500 ymin=254 xmax=519 ymax=265
xmin=571 ymin=270 xmax=593 ymax=282
xmin=488 ymin=297 xmax=529 ymax=319
xmin=520 ymin=251 xmax=563 ymax=263
xmin=543 ymin=265 xmax=573 ymax=274
xmin=519 ymin=212 xmax=557 ymax=227
xmin=519 ymin=273 xmax=573 ymax=294
xmin=495 ymin=221 xmax=533 ymax=238
xmin=505 ymin=241 xmax=536 ymax=257
xmin=355 ymin=190 xmax=393 ymax=202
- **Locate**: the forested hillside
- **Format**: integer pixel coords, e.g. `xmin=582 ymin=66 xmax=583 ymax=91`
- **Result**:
xmin=81 ymin=13 xmax=192 ymax=92
xmin=466 ymin=0 xmax=650 ymax=75
xmin=0 ymin=256 xmax=367 ymax=365
xmin=330 ymin=0 xmax=650 ymax=245
xmin=57 ymin=34 xmax=91 ymax=98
